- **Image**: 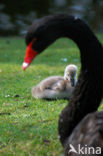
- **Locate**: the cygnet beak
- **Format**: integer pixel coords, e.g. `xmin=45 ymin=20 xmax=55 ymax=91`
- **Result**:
xmin=70 ymin=78 xmax=75 ymax=87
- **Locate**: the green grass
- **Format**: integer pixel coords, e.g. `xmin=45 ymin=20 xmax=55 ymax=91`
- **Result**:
xmin=0 ymin=35 xmax=103 ymax=156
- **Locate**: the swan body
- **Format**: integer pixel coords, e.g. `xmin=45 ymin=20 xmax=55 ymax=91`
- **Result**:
xmin=32 ymin=64 xmax=77 ymax=99
xmin=22 ymin=14 xmax=103 ymax=155
xmin=64 ymin=111 xmax=103 ymax=156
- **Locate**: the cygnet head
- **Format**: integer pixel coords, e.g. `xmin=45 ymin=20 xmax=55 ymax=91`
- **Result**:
xmin=64 ymin=64 xmax=78 ymax=87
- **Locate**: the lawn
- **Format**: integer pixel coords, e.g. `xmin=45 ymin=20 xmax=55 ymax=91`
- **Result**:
xmin=0 ymin=35 xmax=103 ymax=156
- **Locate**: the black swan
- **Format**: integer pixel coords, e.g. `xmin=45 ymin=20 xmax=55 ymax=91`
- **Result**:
xmin=22 ymin=14 xmax=103 ymax=155
xmin=32 ymin=64 xmax=77 ymax=99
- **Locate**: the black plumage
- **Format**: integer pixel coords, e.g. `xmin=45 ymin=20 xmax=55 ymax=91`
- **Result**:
xmin=25 ymin=14 xmax=103 ymax=155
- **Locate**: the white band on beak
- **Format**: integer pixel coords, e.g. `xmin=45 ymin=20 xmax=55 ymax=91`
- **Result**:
xmin=22 ymin=62 xmax=29 ymax=70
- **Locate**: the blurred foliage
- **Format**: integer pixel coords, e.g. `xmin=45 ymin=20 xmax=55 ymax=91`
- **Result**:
xmin=0 ymin=0 xmax=103 ymax=35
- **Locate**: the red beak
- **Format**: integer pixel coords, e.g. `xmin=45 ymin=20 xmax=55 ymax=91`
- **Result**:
xmin=22 ymin=42 xmax=38 ymax=70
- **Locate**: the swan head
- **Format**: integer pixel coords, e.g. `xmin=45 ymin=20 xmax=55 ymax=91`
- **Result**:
xmin=64 ymin=64 xmax=78 ymax=87
xmin=22 ymin=15 xmax=77 ymax=70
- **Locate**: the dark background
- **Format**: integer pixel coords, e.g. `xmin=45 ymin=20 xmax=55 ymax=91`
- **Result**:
xmin=0 ymin=0 xmax=103 ymax=36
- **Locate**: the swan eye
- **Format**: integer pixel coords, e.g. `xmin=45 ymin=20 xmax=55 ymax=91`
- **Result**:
xmin=32 ymin=38 xmax=37 ymax=43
